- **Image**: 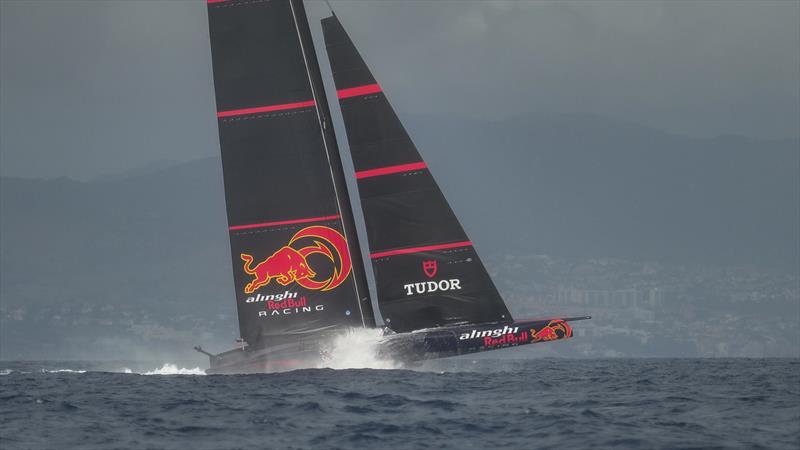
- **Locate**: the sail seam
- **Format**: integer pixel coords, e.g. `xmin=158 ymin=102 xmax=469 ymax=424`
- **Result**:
xmin=229 ymin=215 xmax=341 ymax=231
xmin=370 ymin=241 xmax=473 ymax=259
xmin=348 ymin=136 xmax=412 ymax=150
xmin=219 ymin=108 xmax=313 ymax=123
xmin=208 ymin=0 xmax=271 ymax=8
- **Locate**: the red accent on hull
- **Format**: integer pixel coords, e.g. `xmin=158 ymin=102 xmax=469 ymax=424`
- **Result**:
xmin=355 ymin=162 xmax=428 ymax=180
xmin=217 ymin=100 xmax=316 ymax=118
xmin=370 ymin=241 xmax=472 ymax=259
xmin=229 ymin=215 xmax=340 ymax=231
xmin=337 ymin=83 xmax=382 ymax=99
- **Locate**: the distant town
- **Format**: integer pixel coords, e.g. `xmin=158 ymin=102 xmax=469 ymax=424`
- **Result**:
xmin=486 ymin=254 xmax=799 ymax=358
xmin=1 ymin=247 xmax=797 ymax=360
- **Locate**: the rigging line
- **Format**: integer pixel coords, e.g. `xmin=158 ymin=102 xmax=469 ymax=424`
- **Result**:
xmin=324 ymin=0 xmax=335 ymax=15
xmin=289 ymin=0 xmax=367 ymax=327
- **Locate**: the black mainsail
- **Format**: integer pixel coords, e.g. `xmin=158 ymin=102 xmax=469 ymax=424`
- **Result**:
xmin=207 ymin=0 xmax=373 ymax=350
xmin=321 ymin=14 xmax=511 ymax=333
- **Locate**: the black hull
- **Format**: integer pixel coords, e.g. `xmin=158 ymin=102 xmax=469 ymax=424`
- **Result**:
xmin=203 ymin=317 xmax=589 ymax=374
xmin=206 ymin=345 xmax=323 ymax=375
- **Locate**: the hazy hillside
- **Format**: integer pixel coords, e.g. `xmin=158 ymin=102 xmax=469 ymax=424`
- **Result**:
xmin=1 ymin=114 xmax=797 ymax=359
xmin=407 ymin=112 xmax=799 ymax=267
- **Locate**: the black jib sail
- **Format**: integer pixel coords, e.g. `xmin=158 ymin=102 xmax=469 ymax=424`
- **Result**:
xmin=207 ymin=0 xmax=374 ymax=349
xmin=321 ymin=14 xmax=512 ymax=333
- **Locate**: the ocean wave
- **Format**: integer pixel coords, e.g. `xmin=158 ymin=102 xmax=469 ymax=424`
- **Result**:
xmin=1 ymin=359 xmax=797 ymax=449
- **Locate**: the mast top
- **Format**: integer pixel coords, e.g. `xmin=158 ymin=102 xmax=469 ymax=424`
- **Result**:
xmin=324 ymin=0 xmax=336 ymax=16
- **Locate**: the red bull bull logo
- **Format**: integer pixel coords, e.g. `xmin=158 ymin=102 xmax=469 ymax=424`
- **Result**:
xmin=530 ymin=319 xmax=572 ymax=342
xmin=240 ymin=226 xmax=352 ymax=294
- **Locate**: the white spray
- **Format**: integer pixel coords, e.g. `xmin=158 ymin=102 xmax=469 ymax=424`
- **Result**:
xmin=318 ymin=328 xmax=400 ymax=370
xmin=136 ymin=363 xmax=206 ymax=375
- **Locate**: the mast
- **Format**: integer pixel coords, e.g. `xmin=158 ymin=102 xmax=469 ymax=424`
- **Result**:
xmin=289 ymin=0 xmax=375 ymax=328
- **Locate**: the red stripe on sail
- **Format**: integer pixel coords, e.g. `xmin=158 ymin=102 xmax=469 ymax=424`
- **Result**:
xmin=337 ymin=83 xmax=382 ymax=99
xmin=355 ymin=162 xmax=427 ymax=179
xmin=229 ymin=215 xmax=340 ymax=231
xmin=217 ymin=100 xmax=316 ymax=118
xmin=370 ymin=241 xmax=473 ymax=259
xmin=207 ymin=0 xmax=228 ymax=3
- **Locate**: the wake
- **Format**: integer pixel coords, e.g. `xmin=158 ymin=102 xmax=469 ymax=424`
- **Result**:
xmin=1 ymin=330 xmax=402 ymax=375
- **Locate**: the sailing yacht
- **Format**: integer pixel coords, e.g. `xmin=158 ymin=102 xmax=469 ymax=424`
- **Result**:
xmin=199 ymin=0 xmax=588 ymax=374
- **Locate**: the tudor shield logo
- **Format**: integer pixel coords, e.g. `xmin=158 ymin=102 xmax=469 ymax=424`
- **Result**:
xmin=240 ymin=225 xmax=352 ymax=294
xmin=423 ymin=260 xmax=437 ymax=278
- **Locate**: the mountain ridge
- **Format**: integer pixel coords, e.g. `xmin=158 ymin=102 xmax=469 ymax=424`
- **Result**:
xmin=1 ymin=113 xmax=797 ymax=358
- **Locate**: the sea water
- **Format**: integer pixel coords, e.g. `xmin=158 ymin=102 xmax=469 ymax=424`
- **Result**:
xmin=1 ymin=357 xmax=797 ymax=449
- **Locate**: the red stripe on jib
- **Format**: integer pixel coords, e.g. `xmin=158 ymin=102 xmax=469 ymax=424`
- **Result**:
xmin=229 ymin=215 xmax=340 ymax=231
xmin=355 ymin=162 xmax=427 ymax=179
xmin=207 ymin=0 xmax=228 ymax=4
xmin=337 ymin=83 xmax=382 ymax=99
xmin=217 ymin=100 xmax=316 ymax=118
xmin=370 ymin=241 xmax=473 ymax=259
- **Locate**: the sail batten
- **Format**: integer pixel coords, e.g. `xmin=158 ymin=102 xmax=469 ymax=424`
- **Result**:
xmin=355 ymin=162 xmax=427 ymax=180
xmin=337 ymin=84 xmax=382 ymax=99
xmin=322 ymin=14 xmax=512 ymax=332
xmin=228 ymin=215 xmax=342 ymax=231
xmin=217 ymin=100 xmax=317 ymax=118
xmin=370 ymin=241 xmax=473 ymax=260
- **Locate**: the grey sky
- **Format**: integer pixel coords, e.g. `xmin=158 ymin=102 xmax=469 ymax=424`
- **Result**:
xmin=1 ymin=0 xmax=798 ymax=180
